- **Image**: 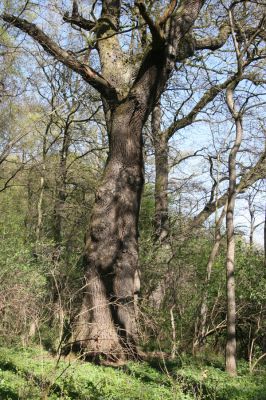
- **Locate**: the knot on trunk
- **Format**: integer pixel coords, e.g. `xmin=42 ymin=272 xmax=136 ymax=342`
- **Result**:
xmin=120 ymin=167 xmax=143 ymax=189
xmin=176 ymin=33 xmax=195 ymax=61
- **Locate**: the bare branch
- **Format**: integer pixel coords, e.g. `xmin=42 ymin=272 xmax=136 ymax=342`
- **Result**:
xmin=158 ymin=0 xmax=177 ymax=27
xmin=135 ymin=1 xmax=164 ymax=44
xmin=193 ymin=149 xmax=266 ymax=227
xmin=195 ymin=15 xmax=266 ymax=52
xmin=195 ymin=24 xmax=231 ymax=50
xmin=63 ymin=13 xmax=96 ymax=31
xmin=1 ymin=14 xmax=118 ymax=102
xmin=164 ymin=73 xmax=240 ymax=139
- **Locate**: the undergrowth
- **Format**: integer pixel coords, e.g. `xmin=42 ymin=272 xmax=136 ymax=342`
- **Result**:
xmin=0 ymin=347 xmax=265 ymax=400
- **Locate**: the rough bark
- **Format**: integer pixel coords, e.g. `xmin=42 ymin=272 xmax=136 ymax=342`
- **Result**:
xmin=72 ymin=1 xmax=204 ymax=360
xmin=72 ymin=100 xmax=144 ymax=360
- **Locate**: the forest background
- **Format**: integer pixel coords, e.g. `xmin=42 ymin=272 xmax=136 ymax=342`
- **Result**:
xmin=0 ymin=0 xmax=265 ymax=399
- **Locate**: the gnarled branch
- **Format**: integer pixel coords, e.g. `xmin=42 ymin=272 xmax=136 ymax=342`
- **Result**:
xmin=63 ymin=12 xmax=96 ymax=31
xmin=136 ymin=1 xmax=164 ymax=44
xmin=158 ymin=0 xmax=177 ymax=27
xmin=195 ymin=24 xmax=231 ymax=50
xmin=1 ymin=13 xmax=118 ymax=102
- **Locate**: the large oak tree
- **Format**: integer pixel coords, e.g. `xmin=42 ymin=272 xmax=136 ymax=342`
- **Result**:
xmin=1 ymin=0 xmax=265 ymax=361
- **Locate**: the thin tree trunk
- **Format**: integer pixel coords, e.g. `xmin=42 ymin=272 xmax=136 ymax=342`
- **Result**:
xmin=72 ymin=100 xmax=144 ymax=361
xmin=194 ymin=206 xmax=226 ymax=350
xmin=51 ymin=117 xmax=74 ymax=347
xmin=248 ymin=195 xmax=255 ymax=247
xmin=170 ymin=306 xmax=176 ymax=359
xmin=36 ymin=123 xmax=49 ymax=247
xmin=36 ymin=175 xmax=45 ymax=243
xmin=264 ymin=207 xmax=266 ymax=267
xmin=53 ymin=125 xmax=69 ymax=258
xmin=152 ymin=103 xmax=169 ymax=242
xmin=24 ymin=168 xmax=35 ymax=243
xmin=225 ymin=86 xmax=242 ymax=376
xmin=149 ymin=103 xmax=174 ymax=310
xmin=52 ymin=180 xmax=66 ymax=258
xmin=249 ymin=211 xmax=255 ymax=247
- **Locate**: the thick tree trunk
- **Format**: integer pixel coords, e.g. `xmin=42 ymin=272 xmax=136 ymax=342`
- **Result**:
xmin=72 ymin=100 xmax=143 ymax=361
xmin=1 ymin=0 xmax=208 ymax=363
xmin=152 ymin=103 xmax=169 ymax=242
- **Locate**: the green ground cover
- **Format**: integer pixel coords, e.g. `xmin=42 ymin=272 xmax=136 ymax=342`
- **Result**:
xmin=0 ymin=347 xmax=265 ymax=400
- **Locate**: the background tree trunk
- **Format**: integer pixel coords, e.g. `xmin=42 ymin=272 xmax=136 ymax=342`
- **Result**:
xmin=225 ymin=85 xmax=243 ymax=377
xmin=194 ymin=206 xmax=226 ymax=350
xmin=152 ymin=103 xmax=169 ymax=242
xmin=53 ymin=121 xmax=70 ymax=257
xmin=248 ymin=194 xmax=255 ymax=248
xmin=264 ymin=206 xmax=266 ymax=267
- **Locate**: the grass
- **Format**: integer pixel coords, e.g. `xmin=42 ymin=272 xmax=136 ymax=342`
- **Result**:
xmin=0 ymin=346 xmax=265 ymax=399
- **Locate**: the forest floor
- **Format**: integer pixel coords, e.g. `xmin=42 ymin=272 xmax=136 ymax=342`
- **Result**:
xmin=0 ymin=346 xmax=266 ymax=400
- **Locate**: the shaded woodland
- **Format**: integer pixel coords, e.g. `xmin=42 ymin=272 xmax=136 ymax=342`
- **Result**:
xmin=0 ymin=0 xmax=266 ymax=398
